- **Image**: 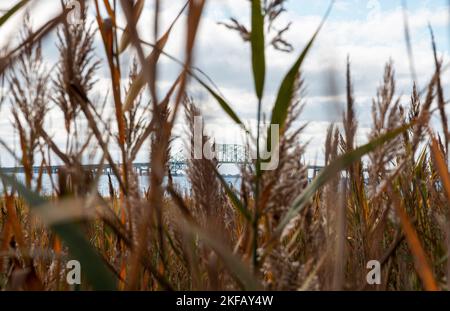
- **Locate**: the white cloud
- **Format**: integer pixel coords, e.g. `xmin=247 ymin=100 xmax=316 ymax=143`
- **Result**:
xmin=0 ymin=0 xmax=449 ymax=165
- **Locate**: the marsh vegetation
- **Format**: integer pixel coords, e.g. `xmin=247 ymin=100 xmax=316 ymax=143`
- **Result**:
xmin=0 ymin=0 xmax=449 ymax=291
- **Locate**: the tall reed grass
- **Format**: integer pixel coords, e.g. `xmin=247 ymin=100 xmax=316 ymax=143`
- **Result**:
xmin=0 ymin=0 xmax=448 ymax=291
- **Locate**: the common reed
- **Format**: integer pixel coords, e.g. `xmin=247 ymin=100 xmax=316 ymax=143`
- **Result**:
xmin=0 ymin=0 xmax=449 ymax=291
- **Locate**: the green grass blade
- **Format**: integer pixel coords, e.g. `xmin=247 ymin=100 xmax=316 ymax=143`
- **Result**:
xmin=274 ymin=122 xmax=414 ymax=237
xmin=0 ymin=173 xmax=117 ymax=290
xmin=0 ymin=0 xmax=29 ymax=27
xmin=251 ymin=0 xmax=265 ymax=100
xmin=211 ymin=163 xmax=251 ymax=222
xmin=268 ymin=2 xmax=332 ymax=150
xmin=194 ymin=76 xmax=243 ymax=125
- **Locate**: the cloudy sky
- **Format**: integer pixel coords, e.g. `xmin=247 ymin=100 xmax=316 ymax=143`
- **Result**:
xmin=0 ymin=0 xmax=449 ymax=166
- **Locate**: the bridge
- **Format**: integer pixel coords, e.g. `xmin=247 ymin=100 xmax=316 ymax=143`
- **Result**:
xmin=0 ymin=144 xmax=324 ymax=177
